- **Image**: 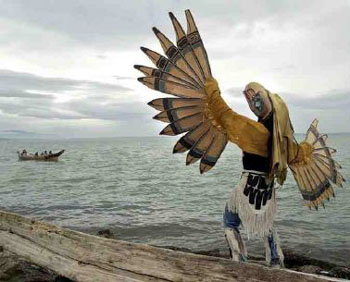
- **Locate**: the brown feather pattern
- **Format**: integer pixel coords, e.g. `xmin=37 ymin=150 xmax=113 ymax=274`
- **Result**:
xmin=136 ymin=10 xmax=228 ymax=172
xmin=289 ymin=119 xmax=344 ymax=209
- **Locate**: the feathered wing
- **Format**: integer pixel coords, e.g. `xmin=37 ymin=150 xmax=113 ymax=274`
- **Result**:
xmin=135 ymin=10 xmax=227 ymax=173
xmin=289 ymin=119 xmax=345 ymax=209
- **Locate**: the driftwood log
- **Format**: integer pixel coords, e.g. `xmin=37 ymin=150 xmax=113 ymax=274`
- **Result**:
xmin=0 ymin=210 xmax=344 ymax=282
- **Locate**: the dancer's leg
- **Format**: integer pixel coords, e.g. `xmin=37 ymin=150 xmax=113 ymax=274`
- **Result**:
xmin=223 ymin=205 xmax=247 ymax=262
xmin=264 ymin=229 xmax=284 ymax=267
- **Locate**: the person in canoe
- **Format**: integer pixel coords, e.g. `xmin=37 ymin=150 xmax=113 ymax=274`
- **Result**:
xmin=17 ymin=150 xmax=64 ymax=161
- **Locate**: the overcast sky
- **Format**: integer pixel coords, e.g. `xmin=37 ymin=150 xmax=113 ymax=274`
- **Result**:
xmin=0 ymin=0 xmax=349 ymax=138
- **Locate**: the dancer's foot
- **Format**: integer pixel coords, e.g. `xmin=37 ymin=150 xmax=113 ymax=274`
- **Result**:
xmin=270 ymin=258 xmax=282 ymax=268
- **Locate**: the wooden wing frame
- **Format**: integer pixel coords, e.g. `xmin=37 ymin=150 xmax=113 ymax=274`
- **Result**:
xmin=289 ymin=119 xmax=345 ymax=209
xmin=135 ymin=10 xmax=227 ymax=173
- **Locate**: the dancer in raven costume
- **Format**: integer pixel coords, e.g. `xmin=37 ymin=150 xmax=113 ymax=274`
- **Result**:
xmin=135 ymin=10 xmax=344 ymax=267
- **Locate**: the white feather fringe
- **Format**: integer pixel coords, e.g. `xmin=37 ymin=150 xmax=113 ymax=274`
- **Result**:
xmin=227 ymin=172 xmax=277 ymax=238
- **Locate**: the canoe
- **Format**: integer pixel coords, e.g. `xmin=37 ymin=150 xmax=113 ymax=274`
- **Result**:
xmin=17 ymin=150 xmax=65 ymax=161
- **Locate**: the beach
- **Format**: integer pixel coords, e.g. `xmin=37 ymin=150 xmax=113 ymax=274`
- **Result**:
xmin=1 ymin=215 xmax=349 ymax=281
xmin=0 ymin=136 xmax=349 ymax=280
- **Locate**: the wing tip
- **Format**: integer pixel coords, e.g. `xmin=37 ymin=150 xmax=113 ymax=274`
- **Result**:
xmin=152 ymin=26 xmax=160 ymax=35
xmin=140 ymin=46 xmax=149 ymax=53
xmin=173 ymin=142 xmax=185 ymax=154
xmin=200 ymin=164 xmax=212 ymax=174
xmin=186 ymin=155 xmax=197 ymax=166
xmin=134 ymin=64 xmax=141 ymax=71
xmin=311 ymin=118 xmax=319 ymax=129
xmin=184 ymin=9 xmax=194 ymax=22
xmin=160 ymin=128 xmax=174 ymax=136
xmin=152 ymin=113 xmax=167 ymax=122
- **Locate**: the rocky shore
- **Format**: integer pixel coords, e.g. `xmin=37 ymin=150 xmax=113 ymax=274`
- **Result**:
xmin=1 ymin=229 xmax=349 ymax=282
xmin=169 ymin=247 xmax=350 ymax=280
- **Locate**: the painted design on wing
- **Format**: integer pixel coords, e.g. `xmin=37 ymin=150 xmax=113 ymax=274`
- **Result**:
xmin=135 ymin=10 xmax=227 ymax=173
xmin=289 ymin=119 xmax=345 ymax=209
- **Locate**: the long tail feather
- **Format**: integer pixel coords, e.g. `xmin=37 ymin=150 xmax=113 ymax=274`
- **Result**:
xmin=173 ymin=121 xmax=211 ymax=153
xmin=200 ymin=132 xmax=228 ymax=173
xmin=169 ymin=12 xmax=206 ymax=84
xmin=153 ymin=27 xmax=203 ymax=87
xmin=140 ymin=47 xmax=201 ymax=87
xmin=138 ymin=77 xmax=204 ymax=98
xmin=185 ymin=10 xmax=212 ymax=79
xmin=313 ymin=158 xmax=337 ymax=184
xmin=186 ymin=128 xmax=214 ymax=165
xmin=148 ymin=98 xmax=202 ymax=111
xmin=153 ymin=105 xmax=203 ymax=123
xmin=304 ymin=165 xmax=320 ymax=190
xmin=289 ymin=116 xmax=342 ymax=208
xmin=314 ymin=147 xmax=336 ymax=155
xmin=134 ymin=65 xmax=199 ymax=88
xmin=313 ymin=153 xmax=341 ymax=168
xmin=312 ymin=134 xmax=328 ymax=146
xmin=313 ymin=154 xmax=341 ymax=171
xmin=302 ymin=166 xmax=317 ymax=193
xmin=316 ymin=156 xmax=344 ymax=187
xmin=294 ymin=166 xmax=308 ymax=191
xmin=137 ymin=10 xmax=228 ymax=173
xmin=160 ymin=112 xmax=203 ymax=136
xmin=309 ymin=162 xmax=327 ymax=185
xmin=304 ymin=119 xmax=319 ymax=144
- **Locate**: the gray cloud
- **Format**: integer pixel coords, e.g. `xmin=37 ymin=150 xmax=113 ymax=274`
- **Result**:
xmin=2 ymin=130 xmax=35 ymax=134
xmin=284 ymin=91 xmax=350 ymax=110
xmin=0 ymin=68 xmax=156 ymax=137
xmin=0 ymin=0 xmax=349 ymax=136
xmin=0 ymin=69 xmax=131 ymax=95
xmin=2 ymin=0 xmax=348 ymax=52
xmin=113 ymin=75 xmax=135 ymax=81
xmin=0 ymin=69 xmax=143 ymax=122
xmin=0 ymin=0 xmax=160 ymax=50
xmin=0 ymin=91 xmax=53 ymax=99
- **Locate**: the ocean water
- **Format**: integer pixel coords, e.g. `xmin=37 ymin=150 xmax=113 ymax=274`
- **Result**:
xmin=0 ymin=136 xmax=349 ymax=265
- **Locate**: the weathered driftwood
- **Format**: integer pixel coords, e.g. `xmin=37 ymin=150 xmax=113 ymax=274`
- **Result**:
xmin=0 ymin=210 xmax=344 ymax=282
